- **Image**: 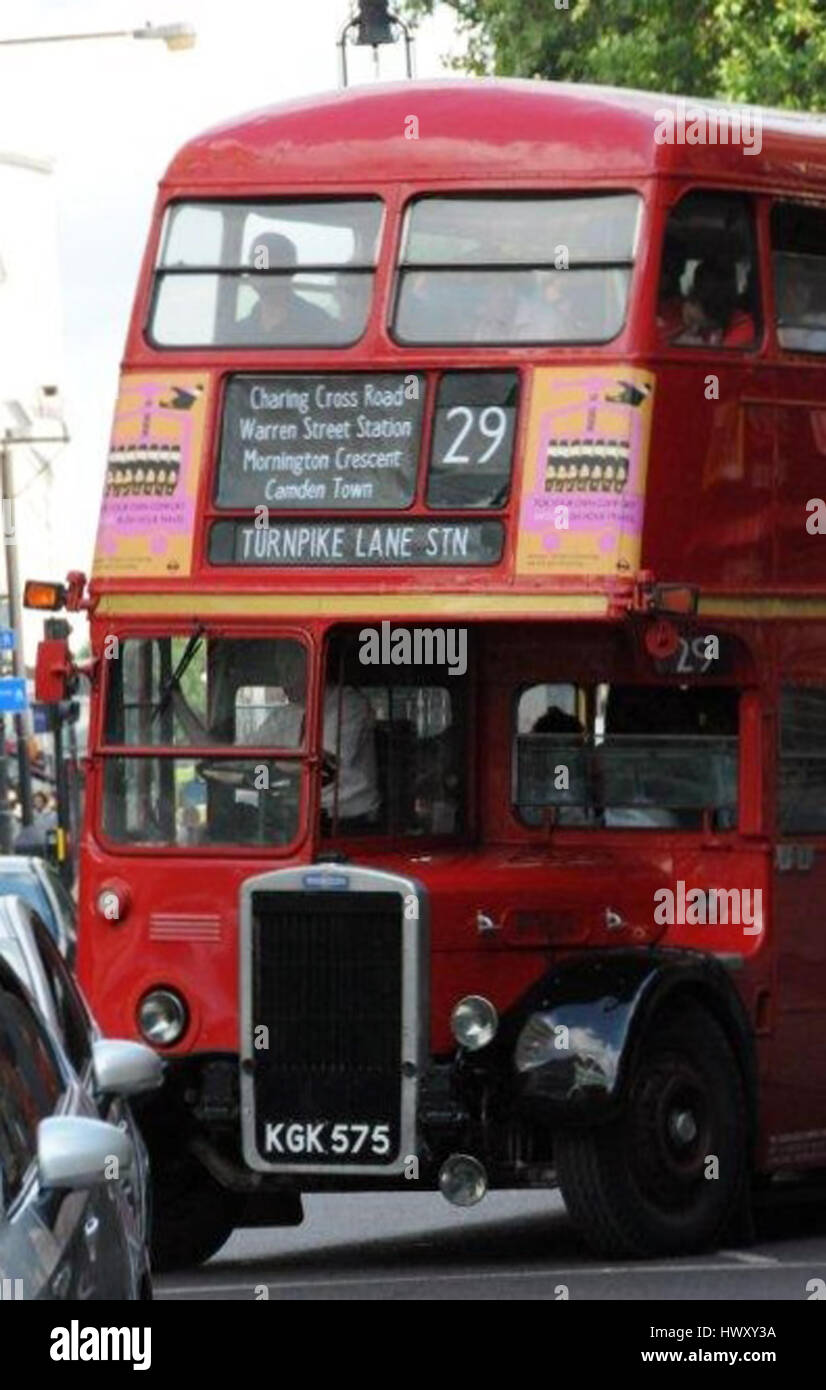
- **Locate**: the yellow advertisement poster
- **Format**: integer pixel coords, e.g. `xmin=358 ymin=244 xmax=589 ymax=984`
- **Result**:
xmin=92 ymin=372 xmax=210 ymax=579
xmin=516 ymin=367 xmax=656 ymax=577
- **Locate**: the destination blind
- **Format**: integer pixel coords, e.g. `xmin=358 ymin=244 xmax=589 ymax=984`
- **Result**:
xmin=217 ymin=373 xmax=425 ymax=509
xmin=208 ymin=519 xmax=505 ymax=566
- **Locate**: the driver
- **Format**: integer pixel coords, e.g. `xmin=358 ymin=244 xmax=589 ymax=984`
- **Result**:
xmin=171 ymin=649 xmax=380 ymax=832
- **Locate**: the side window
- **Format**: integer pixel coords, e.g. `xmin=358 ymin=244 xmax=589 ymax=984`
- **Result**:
xmin=0 ymin=986 xmax=63 ymax=1210
xmin=323 ymin=629 xmax=469 ymax=838
xmin=515 ymin=684 xmax=586 ymax=826
xmin=514 ymin=682 xmax=739 ymax=829
xmin=362 ymin=682 xmax=464 ymax=836
xmin=657 ymin=191 xmax=759 ymax=349
xmin=778 ymin=687 xmax=826 ymax=832
xmin=29 ymin=912 xmax=92 ymax=1076
xmin=772 ymin=202 xmax=826 ymax=354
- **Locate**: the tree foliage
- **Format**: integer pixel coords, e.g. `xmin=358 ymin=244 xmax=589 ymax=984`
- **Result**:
xmin=406 ymin=0 xmax=826 ymax=108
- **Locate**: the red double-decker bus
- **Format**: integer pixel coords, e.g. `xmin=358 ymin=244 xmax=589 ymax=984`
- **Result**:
xmin=30 ymin=80 xmax=826 ymax=1267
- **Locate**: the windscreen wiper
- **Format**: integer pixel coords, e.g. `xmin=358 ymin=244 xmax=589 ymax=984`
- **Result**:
xmin=152 ymin=627 xmax=206 ymax=722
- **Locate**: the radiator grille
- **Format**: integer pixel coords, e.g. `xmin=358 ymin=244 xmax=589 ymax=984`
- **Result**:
xmin=250 ymin=890 xmax=402 ymax=1165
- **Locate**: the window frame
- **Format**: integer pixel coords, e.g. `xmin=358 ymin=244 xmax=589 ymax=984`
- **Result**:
xmin=97 ymin=628 xmax=312 ymax=856
xmin=390 ymin=190 xmax=642 ymax=348
xmin=777 ymin=684 xmax=826 ymax=835
xmin=511 ymin=679 xmax=741 ymax=831
xmin=319 ymin=632 xmax=474 ymax=844
xmin=655 ymin=186 xmax=763 ymax=355
xmin=770 ymin=198 xmax=826 ymax=358
xmin=145 ymin=195 xmax=385 ymax=351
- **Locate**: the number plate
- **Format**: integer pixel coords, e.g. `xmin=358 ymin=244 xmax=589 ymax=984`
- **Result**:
xmin=261 ymin=1120 xmax=393 ymax=1159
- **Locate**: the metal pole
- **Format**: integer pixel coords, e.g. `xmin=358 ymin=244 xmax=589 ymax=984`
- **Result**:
xmin=0 ymin=715 xmax=10 ymax=852
xmin=1 ymin=436 xmax=33 ymax=826
xmin=65 ymin=707 xmax=81 ymax=890
xmin=50 ymin=701 xmax=70 ymax=884
xmin=0 ymin=28 xmax=134 ymax=45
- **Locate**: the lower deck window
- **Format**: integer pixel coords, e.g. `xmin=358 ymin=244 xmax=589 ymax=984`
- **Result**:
xmin=323 ymin=630 xmax=468 ymax=837
xmin=102 ymin=758 xmax=301 ymax=848
xmin=514 ymin=683 xmax=739 ymax=829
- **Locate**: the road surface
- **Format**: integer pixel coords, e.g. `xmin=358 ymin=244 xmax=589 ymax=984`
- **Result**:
xmin=155 ymin=1189 xmax=826 ymax=1300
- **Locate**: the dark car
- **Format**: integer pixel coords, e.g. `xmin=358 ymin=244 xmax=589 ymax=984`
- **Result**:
xmin=0 ymin=897 xmax=162 ymax=1297
xmin=0 ymin=954 xmax=151 ymax=1300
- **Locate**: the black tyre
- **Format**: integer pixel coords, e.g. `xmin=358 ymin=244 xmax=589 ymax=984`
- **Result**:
xmin=555 ymin=1003 xmax=748 ymax=1258
xmin=150 ymin=1157 xmax=240 ymax=1272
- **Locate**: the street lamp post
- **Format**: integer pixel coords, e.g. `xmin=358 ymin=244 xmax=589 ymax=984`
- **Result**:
xmin=0 ymin=22 xmax=196 ymax=50
xmin=1 ymin=427 xmax=68 ymax=831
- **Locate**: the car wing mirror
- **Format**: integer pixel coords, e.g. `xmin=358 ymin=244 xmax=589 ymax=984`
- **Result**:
xmin=92 ymin=1039 xmax=164 ymax=1098
xmin=37 ymin=1116 xmax=133 ymax=1190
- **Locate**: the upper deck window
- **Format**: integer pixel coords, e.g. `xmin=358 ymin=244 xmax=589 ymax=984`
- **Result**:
xmin=772 ymin=202 xmax=826 ymax=354
xmin=392 ymin=193 xmax=641 ymax=346
xmin=150 ymin=199 xmax=383 ymax=348
xmin=657 ymin=192 xmax=759 ymax=349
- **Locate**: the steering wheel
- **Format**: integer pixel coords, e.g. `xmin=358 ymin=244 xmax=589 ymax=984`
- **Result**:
xmin=194 ymin=760 xmax=292 ymax=794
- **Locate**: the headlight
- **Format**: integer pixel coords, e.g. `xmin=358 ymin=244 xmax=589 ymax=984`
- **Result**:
xmin=137 ymin=988 xmax=187 ymax=1046
xmin=450 ymin=995 xmax=498 ymax=1051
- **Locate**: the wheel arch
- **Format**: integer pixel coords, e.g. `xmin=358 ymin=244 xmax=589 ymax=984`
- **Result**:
xmin=503 ymin=948 xmax=758 ymax=1150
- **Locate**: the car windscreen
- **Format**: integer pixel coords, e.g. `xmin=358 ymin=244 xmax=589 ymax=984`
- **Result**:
xmin=0 ymin=872 xmax=57 ymax=943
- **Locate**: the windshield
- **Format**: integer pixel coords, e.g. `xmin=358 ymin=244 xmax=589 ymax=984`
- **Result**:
xmin=150 ymin=198 xmax=383 ymax=347
xmin=102 ymin=636 xmax=307 ymax=848
xmin=393 ymin=193 xmax=641 ymax=345
xmin=514 ymin=682 xmax=739 ymax=829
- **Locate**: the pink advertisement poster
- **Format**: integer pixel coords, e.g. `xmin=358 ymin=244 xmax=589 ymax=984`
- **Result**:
xmin=516 ymin=366 xmax=656 ymax=577
xmin=93 ymin=372 xmax=210 ymax=579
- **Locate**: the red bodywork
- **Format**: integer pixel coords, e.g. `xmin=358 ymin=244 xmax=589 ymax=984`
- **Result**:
xmin=75 ymin=81 xmax=826 ymax=1174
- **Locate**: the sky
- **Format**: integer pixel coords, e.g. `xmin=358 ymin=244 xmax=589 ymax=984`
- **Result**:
xmin=0 ymin=0 xmax=462 ymax=652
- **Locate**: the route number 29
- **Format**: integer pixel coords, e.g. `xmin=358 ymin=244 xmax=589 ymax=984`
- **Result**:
xmin=657 ymin=635 xmax=721 ymax=676
xmin=441 ymin=406 xmax=508 ymax=465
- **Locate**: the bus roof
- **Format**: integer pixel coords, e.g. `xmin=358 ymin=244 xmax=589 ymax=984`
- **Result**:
xmin=162 ymin=78 xmax=826 ymax=191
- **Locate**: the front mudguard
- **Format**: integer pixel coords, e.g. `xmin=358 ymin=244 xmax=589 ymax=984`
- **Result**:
xmin=495 ymin=948 xmax=756 ymax=1131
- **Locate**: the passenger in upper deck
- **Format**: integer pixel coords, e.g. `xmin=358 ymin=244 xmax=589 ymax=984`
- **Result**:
xmin=665 ymin=256 xmax=756 ymax=348
xmin=776 ymin=255 xmax=826 ymax=351
xmin=234 ymin=232 xmax=335 ymax=344
xmin=511 ymin=271 xmax=581 ymax=342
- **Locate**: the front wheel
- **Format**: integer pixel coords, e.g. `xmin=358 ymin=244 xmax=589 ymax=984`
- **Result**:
xmin=555 ymin=1003 xmax=748 ymax=1258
